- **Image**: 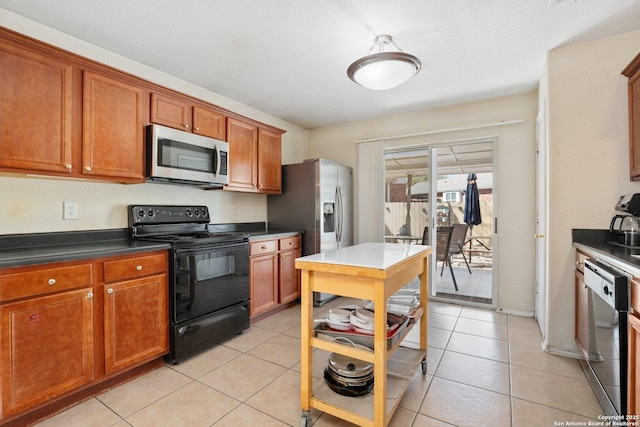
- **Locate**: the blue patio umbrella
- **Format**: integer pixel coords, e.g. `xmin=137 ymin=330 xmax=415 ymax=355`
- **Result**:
xmin=463 ymin=174 xmax=481 ymax=226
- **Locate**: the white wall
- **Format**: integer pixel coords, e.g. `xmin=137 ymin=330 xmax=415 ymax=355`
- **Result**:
xmin=542 ymin=29 xmax=640 ymax=354
xmin=308 ymin=92 xmax=539 ymax=314
xmin=0 ymin=10 xmax=309 ymax=234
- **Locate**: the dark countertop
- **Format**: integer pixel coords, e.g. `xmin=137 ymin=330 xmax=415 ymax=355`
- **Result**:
xmin=572 ymin=228 xmax=640 ymax=275
xmin=0 ymin=223 xmax=303 ymax=269
xmin=0 ymin=229 xmax=170 ymax=269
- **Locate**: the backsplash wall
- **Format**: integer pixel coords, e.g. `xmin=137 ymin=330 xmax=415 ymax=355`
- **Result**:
xmin=0 ymin=173 xmax=267 ymax=234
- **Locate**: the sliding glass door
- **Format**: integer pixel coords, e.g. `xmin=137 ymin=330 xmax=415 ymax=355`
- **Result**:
xmin=384 ymin=139 xmax=496 ymax=307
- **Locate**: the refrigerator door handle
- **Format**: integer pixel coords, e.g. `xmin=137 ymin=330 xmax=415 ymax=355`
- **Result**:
xmin=336 ymin=186 xmax=342 ymax=244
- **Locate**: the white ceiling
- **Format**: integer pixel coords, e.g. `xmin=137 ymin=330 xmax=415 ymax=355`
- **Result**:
xmin=2 ymin=0 xmax=640 ymax=130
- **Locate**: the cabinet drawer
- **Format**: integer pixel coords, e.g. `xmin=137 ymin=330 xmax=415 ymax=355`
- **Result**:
xmin=104 ymin=253 xmax=167 ymax=283
xmin=0 ymin=263 xmax=93 ymax=302
xmin=632 ymin=279 xmax=640 ymax=313
xmin=279 ymin=236 xmax=301 ymax=251
xmin=251 ymin=240 xmax=277 ymax=256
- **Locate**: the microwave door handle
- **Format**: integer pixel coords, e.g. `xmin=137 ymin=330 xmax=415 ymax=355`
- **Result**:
xmin=214 ymin=145 xmax=221 ymax=179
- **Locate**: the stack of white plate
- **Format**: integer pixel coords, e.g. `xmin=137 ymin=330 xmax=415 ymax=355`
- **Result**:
xmin=323 ymin=308 xmax=352 ymax=330
xmin=349 ymin=308 xmax=376 ymax=335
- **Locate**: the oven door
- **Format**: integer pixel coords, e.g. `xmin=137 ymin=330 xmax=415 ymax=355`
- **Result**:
xmin=171 ymin=241 xmax=249 ymax=324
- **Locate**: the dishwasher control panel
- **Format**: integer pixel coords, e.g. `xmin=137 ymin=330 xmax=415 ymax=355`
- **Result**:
xmin=583 ymin=258 xmax=629 ymax=311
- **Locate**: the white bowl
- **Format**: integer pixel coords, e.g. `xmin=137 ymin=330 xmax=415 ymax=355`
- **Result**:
xmin=326 ymin=319 xmax=352 ymax=331
xmin=328 ymin=308 xmax=352 ymax=323
xmin=350 ymin=314 xmax=374 ymax=330
xmin=355 ymin=308 xmax=374 ymax=322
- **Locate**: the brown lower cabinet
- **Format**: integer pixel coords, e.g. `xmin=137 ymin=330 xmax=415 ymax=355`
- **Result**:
xmin=250 ymin=235 xmax=301 ymax=318
xmin=0 ymin=251 xmax=168 ymax=421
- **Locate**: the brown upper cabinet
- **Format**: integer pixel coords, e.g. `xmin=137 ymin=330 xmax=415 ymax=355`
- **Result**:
xmin=623 ymin=52 xmax=640 ymax=181
xmin=0 ymin=33 xmax=145 ymax=183
xmin=150 ymin=93 xmax=226 ymax=140
xmin=226 ymin=118 xmax=283 ymax=194
xmin=0 ymin=38 xmax=73 ymax=174
xmin=83 ymin=71 xmax=145 ymax=181
xmin=0 ymin=28 xmax=284 ymax=189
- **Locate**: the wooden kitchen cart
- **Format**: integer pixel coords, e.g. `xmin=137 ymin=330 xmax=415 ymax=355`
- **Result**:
xmin=296 ymin=242 xmax=431 ymax=427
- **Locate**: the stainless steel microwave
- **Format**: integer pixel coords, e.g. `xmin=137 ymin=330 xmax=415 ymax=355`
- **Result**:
xmin=146 ymin=124 xmax=229 ymax=188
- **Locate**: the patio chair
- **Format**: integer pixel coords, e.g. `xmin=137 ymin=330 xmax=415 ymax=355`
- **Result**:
xmin=420 ymin=226 xmax=429 ymax=245
xmin=436 ymin=227 xmax=458 ymax=291
xmin=449 ymin=224 xmax=472 ymax=274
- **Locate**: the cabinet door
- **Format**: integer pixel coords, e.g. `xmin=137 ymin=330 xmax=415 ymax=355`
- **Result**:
xmin=629 ymin=314 xmax=640 ymax=416
xmin=630 ymin=73 xmax=640 ymax=180
xmin=193 ymin=106 xmax=226 ymax=140
xmin=0 ymin=40 xmax=73 ymax=174
xmin=257 ymin=128 xmax=282 ymax=193
xmin=250 ymin=254 xmax=278 ymax=317
xmin=150 ymin=93 xmax=192 ymax=131
xmin=226 ymin=118 xmax=257 ymax=189
xmin=83 ymin=71 xmax=145 ymax=181
xmin=279 ymin=248 xmax=301 ymax=304
xmin=103 ymin=274 xmax=168 ymax=374
xmin=0 ymin=288 xmax=94 ymax=415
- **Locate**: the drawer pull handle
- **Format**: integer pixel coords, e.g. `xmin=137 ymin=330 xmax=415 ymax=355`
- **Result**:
xmin=136 ymin=265 xmax=143 ymax=271
xmin=47 ymin=279 xmax=56 ymax=285
xmin=107 ymin=288 xmax=114 ymax=294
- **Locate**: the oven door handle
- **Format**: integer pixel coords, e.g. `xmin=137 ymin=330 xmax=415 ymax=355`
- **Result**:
xmin=173 ymin=241 xmax=248 ymax=255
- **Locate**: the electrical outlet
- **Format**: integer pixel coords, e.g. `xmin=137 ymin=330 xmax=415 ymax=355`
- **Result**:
xmin=63 ymin=201 xmax=79 ymax=220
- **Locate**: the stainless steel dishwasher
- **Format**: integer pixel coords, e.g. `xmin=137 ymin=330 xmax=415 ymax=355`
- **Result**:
xmin=582 ymin=258 xmax=630 ymax=416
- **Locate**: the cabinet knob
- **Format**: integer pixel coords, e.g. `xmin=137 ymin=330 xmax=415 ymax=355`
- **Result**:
xmin=65 ymin=164 xmax=72 ymax=169
xmin=184 ymin=124 xmax=190 ymax=129
xmin=87 ymin=292 xmax=93 ymax=299
xmin=261 ymin=245 xmax=267 ymax=250
xmin=534 ymin=233 xmax=545 ymax=239
xmin=85 ymin=166 xmax=92 ymax=172
xmin=576 ymin=260 xmax=584 ymax=268
xmin=194 ymin=127 xmax=200 ymax=131
xmin=136 ymin=265 xmax=143 ymax=271
xmin=107 ymin=288 xmax=114 ymax=294
xmin=47 ymin=278 xmax=56 ymax=285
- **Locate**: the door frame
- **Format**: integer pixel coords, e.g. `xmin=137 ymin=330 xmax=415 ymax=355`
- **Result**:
xmin=383 ymin=136 xmax=498 ymax=309
xmin=535 ymin=102 xmax=548 ymax=340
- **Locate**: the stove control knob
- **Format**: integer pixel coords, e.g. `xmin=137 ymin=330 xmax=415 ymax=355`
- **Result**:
xmin=201 ymin=207 xmax=208 ymax=217
xmin=137 ymin=210 xmax=146 ymax=218
xmin=194 ymin=209 xmax=200 ymax=217
xmin=185 ymin=209 xmax=193 ymax=217
xmin=148 ymin=210 xmax=155 ymax=218
xmin=603 ymin=285 xmax=610 ymax=296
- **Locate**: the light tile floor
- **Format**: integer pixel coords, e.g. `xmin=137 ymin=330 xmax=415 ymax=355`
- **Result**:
xmin=33 ymin=298 xmax=604 ymax=427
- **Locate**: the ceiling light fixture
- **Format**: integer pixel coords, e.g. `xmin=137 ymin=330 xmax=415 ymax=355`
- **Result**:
xmin=347 ymin=34 xmax=421 ymax=91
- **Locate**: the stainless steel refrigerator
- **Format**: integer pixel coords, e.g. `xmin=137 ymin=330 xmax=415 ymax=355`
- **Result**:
xmin=267 ymin=158 xmax=353 ymax=306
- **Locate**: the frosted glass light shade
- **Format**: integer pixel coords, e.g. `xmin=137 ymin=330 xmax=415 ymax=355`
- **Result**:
xmin=347 ymin=52 xmax=421 ymax=90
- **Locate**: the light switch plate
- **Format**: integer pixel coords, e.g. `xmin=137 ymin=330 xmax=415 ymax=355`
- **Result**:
xmin=63 ymin=201 xmax=79 ymax=220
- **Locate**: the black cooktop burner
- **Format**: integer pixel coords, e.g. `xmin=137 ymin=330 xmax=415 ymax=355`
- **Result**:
xmin=129 ymin=205 xmax=248 ymax=247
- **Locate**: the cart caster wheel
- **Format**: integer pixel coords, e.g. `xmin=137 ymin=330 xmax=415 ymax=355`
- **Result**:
xmin=421 ymin=359 xmax=427 ymax=375
xmin=301 ymin=411 xmax=311 ymax=427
